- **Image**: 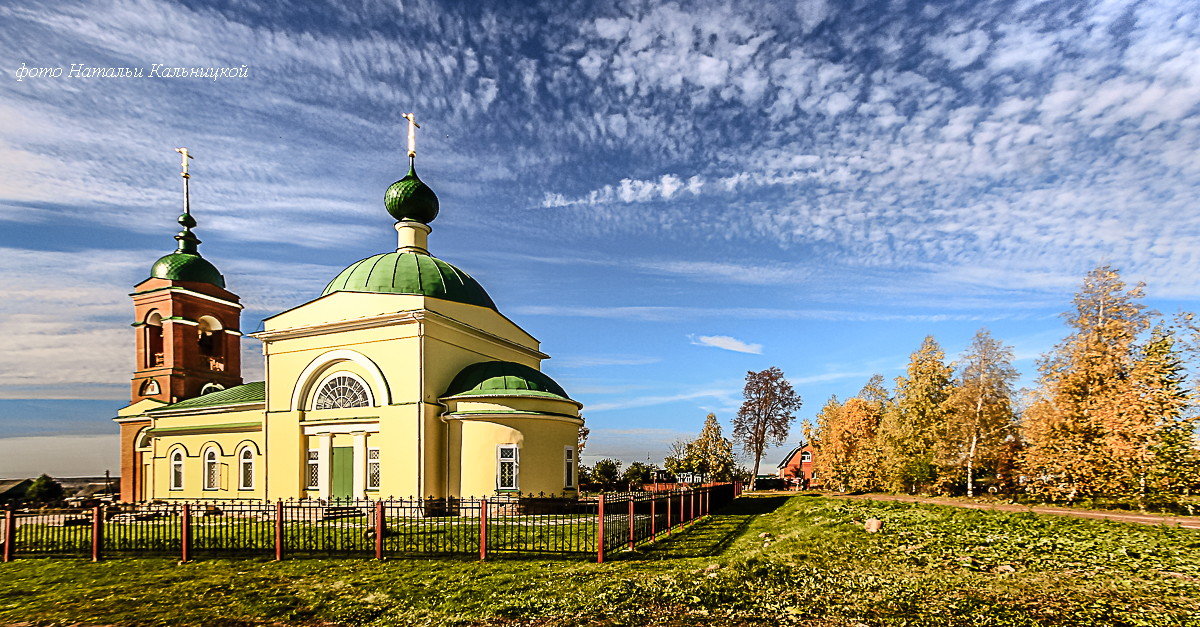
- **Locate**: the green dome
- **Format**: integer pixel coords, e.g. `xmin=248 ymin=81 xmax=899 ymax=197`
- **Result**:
xmin=322 ymin=251 xmax=496 ymax=310
xmin=150 ymin=252 xmax=225 ymax=287
xmin=384 ymin=163 xmax=439 ymax=223
xmin=443 ymin=361 xmax=572 ymax=401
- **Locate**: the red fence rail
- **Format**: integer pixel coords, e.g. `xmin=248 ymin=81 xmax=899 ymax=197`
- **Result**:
xmin=0 ymin=483 xmax=739 ymax=563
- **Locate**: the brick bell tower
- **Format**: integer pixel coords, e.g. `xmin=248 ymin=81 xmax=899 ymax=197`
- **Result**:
xmin=119 ymin=148 xmax=243 ymax=501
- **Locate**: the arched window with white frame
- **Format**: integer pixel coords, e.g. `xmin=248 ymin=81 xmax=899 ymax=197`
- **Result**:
xmin=203 ymin=448 xmax=220 ymax=490
xmin=170 ymin=449 xmax=185 ymax=490
xmin=312 ymin=371 xmax=373 ymax=410
xmin=238 ymin=446 xmax=255 ymax=490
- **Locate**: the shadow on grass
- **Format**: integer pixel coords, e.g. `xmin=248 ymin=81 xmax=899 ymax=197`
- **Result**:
xmin=618 ymin=496 xmax=790 ymax=561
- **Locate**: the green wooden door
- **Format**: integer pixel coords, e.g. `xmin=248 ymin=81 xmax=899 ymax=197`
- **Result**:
xmin=331 ymin=447 xmax=354 ymax=498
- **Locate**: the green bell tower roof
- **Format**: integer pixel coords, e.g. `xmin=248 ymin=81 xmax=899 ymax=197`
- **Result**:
xmin=148 ymin=148 xmax=225 ymax=288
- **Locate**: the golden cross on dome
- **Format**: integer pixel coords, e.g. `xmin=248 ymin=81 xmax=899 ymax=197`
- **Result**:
xmin=402 ymin=113 xmax=419 ymax=158
xmin=175 ymin=147 xmax=194 ymax=179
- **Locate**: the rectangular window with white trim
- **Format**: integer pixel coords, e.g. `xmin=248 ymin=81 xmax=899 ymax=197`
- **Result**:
xmin=564 ymin=446 xmax=576 ymax=489
xmin=367 ymin=448 xmax=381 ymax=490
xmin=497 ymin=444 xmax=519 ymax=491
xmin=306 ymin=450 xmax=320 ymax=489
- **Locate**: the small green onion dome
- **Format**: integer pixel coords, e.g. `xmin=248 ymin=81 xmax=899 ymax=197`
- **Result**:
xmin=150 ymin=252 xmax=225 ymax=287
xmin=443 ymin=361 xmax=572 ymax=401
xmin=384 ymin=163 xmax=439 ymax=223
xmin=322 ymin=251 xmax=496 ymax=310
xmin=148 ymin=212 xmax=225 ymax=287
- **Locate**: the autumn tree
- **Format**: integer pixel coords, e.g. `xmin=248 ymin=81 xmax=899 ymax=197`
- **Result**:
xmin=664 ymin=414 xmax=736 ymax=482
xmin=1132 ymin=327 xmax=1198 ymax=495
xmin=810 ymin=396 xmax=847 ymax=490
xmin=810 ymin=376 xmax=889 ymax=492
xmin=940 ymin=329 xmax=1019 ymax=496
xmin=577 ymin=425 xmax=590 ymax=453
xmin=1020 ymin=266 xmax=1152 ymax=500
xmin=733 ymin=367 xmax=802 ymax=489
xmin=879 ymin=336 xmax=953 ymax=493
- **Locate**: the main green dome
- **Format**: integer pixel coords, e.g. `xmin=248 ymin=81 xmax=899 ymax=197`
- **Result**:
xmin=322 ymin=251 xmax=496 ymax=310
xmin=150 ymin=252 xmax=225 ymax=287
xmin=384 ymin=163 xmax=439 ymax=223
xmin=443 ymin=361 xmax=572 ymax=401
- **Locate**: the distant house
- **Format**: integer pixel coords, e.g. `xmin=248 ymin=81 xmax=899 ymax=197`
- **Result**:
xmin=776 ymin=445 xmax=820 ymax=489
xmin=0 ymin=479 xmax=33 ymax=503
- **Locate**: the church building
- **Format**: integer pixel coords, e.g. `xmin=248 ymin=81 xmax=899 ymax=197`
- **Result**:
xmin=114 ymin=122 xmax=584 ymax=501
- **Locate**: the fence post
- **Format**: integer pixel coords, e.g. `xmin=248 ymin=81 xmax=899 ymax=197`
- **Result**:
xmin=479 ymin=498 xmax=488 ymax=561
xmin=628 ymin=498 xmax=635 ymax=550
xmin=180 ymin=504 xmax=191 ymax=564
xmin=665 ymin=494 xmax=672 ymax=535
xmin=2 ymin=508 xmax=14 ymax=562
xmin=274 ymin=500 xmax=284 ymax=561
xmin=374 ymin=500 xmax=385 ymax=561
xmin=596 ymin=494 xmax=605 ymax=564
xmin=91 ymin=506 xmax=103 ymax=562
xmin=650 ymin=496 xmax=657 ymax=541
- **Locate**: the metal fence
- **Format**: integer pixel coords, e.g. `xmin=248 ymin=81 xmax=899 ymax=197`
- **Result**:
xmin=0 ymin=483 xmax=740 ymax=563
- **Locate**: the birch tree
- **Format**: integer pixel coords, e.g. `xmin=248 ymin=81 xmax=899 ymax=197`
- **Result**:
xmin=941 ymin=329 xmax=1018 ymax=496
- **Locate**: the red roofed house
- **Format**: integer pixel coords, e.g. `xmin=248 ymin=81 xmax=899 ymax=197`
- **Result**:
xmin=776 ymin=444 xmax=820 ymax=490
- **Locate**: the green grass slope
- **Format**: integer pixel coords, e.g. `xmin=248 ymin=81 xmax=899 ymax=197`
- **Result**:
xmin=1 ymin=495 xmax=1198 ymax=626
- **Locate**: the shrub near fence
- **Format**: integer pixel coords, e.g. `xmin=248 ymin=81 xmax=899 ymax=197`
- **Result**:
xmin=0 ymin=483 xmax=739 ymax=563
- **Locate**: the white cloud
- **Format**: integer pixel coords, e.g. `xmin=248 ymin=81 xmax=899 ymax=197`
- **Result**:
xmin=690 ymin=334 xmax=763 ymax=354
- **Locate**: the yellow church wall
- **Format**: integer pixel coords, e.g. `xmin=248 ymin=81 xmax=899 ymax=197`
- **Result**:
xmin=144 ymin=418 xmax=266 ymax=500
xmin=455 ymin=416 xmax=580 ymax=497
xmin=264 ymin=409 xmax=303 ymax=499
xmin=261 ymin=326 xmax=422 ymax=413
xmin=421 ymin=327 xmax=542 ymax=404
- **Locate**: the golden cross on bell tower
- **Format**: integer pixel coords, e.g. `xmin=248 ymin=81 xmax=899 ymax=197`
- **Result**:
xmin=175 ymin=147 xmax=194 ymax=215
xmin=402 ymin=113 xmax=419 ymax=159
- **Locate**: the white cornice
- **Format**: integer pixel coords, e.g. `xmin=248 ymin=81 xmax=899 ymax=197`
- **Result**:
xmin=132 ymin=286 xmax=244 ymax=309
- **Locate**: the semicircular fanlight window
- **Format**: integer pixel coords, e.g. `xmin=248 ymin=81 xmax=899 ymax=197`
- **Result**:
xmin=313 ymin=375 xmax=370 ymax=410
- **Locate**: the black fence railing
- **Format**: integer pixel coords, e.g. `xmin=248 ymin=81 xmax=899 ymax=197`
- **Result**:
xmin=0 ymin=483 xmax=741 ymax=563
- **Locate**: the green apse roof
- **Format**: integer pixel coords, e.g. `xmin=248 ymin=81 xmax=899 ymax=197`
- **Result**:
xmin=322 ymin=251 xmax=496 ymax=310
xmin=148 ymin=381 xmax=265 ymax=413
xmin=443 ymin=361 xmax=572 ymax=401
xmin=149 ymin=252 xmax=225 ymax=287
xmin=385 ymin=163 xmax=439 ymax=223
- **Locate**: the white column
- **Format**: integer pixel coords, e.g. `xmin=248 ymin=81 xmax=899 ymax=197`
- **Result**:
xmin=352 ymin=431 xmax=368 ymax=497
xmin=317 ymin=433 xmax=333 ymax=499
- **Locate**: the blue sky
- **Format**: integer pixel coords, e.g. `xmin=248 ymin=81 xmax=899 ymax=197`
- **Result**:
xmin=2 ymin=0 xmax=1199 ymax=477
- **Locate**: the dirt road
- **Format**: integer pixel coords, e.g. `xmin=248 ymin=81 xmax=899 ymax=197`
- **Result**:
xmin=818 ymin=493 xmax=1200 ymax=530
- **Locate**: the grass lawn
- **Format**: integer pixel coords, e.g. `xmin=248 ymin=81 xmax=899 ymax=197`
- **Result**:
xmin=2 ymin=495 xmax=1199 ymax=626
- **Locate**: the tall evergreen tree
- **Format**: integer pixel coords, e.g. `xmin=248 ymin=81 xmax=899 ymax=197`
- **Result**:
xmin=940 ymin=329 xmax=1019 ymax=496
xmin=689 ymin=413 xmax=736 ymax=481
xmin=879 ymin=336 xmax=954 ymax=493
